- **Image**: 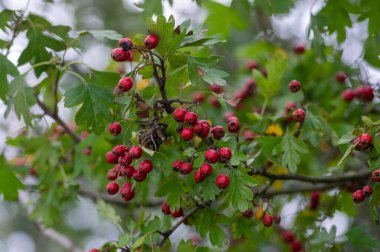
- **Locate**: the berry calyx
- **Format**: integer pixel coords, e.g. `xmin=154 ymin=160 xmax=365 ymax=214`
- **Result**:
xmin=173 ymin=108 xmax=187 ymax=122
xmin=138 ymin=160 xmax=153 ymax=174
xmin=179 ymin=162 xmax=193 ymax=175
xmin=111 ymin=48 xmax=130 ymax=62
xmin=144 ymin=34 xmax=159 ymax=49
xmin=205 ymin=149 xmax=219 ymax=163
xmin=262 ymin=214 xmax=273 ymax=227
xmin=180 ymin=128 xmax=194 ymax=141
xmin=172 ymin=160 xmax=183 ymax=171
xmin=161 ymin=201 xmax=171 ymax=215
xmin=117 ymin=77 xmax=133 ymax=92
xmin=227 ymin=119 xmax=240 ymax=133
xmin=200 ymin=163 xmax=213 ymax=177
xmin=342 ymin=89 xmax=355 ymax=102
xmin=112 ymin=145 xmax=128 ymax=156
xmin=352 ymin=190 xmax=365 ymax=204
xmin=372 ymin=169 xmax=380 ymax=182
xmin=218 ymin=147 xmax=232 ymax=162
xmin=184 ymin=112 xmax=198 ymax=125
xmin=336 ymin=71 xmax=347 ymax=83
xmin=363 ymin=186 xmax=373 ymax=197
xmin=106 ymin=181 xmax=119 ymax=195
xmin=216 ymin=174 xmax=230 ymax=189
xmin=211 ymin=126 xmax=225 ymax=139
xmin=288 ymin=80 xmax=301 ymax=93
xmin=118 ymin=37 xmax=133 ymax=50
xmin=129 ymin=146 xmax=143 ymax=159
xmin=194 ymin=170 xmax=204 ymax=183
xmin=292 ymin=108 xmax=306 ymax=122
xmin=108 ymin=122 xmax=122 ymax=135
xmin=132 ymin=170 xmax=147 ymax=182
xmin=106 ymin=151 xmax=119 ymax=164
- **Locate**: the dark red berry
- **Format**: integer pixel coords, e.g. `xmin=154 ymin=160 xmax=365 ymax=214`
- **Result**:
xmin=372 ymin=169 xmax=380 ymax=182
xmin=246 ymin=59 xmax=259 ymax=70
xmin=132 ymin=170 xmax=147 ymax=182
xmin=210 ymin=84 xmax=223 ymax=94
xmin=198 ymin=123 xmax=210 ymax=138
xmin=192 ymin=92 xmax=205 ymax=103
xmin=173 ymin=108 xmax=187 ymax=122
xmin=108 ymin=122 xmax=122 ymax=135
xmin=310 ymin=191 xmax=320 ymax=210
xmin=200 ymin=163 xmax=213 ymax=177
xmin=106 ymin=151 xmax=119 ymax=164
xmin=112 ymin=145 xmax=128 ymax=156
xmin=218 ymin=147 xmax=232 ymax=162
xmin=192 ymin=122 xmax=204 ymax=134
xmin=294 ymin=43 xmax=305 ymax=54
xmin=107 ymin=168 xmax=118 ymax=180
xmin=106 ymin=182 xmax=119 ymax=195
xmin=242 ymin=208 xmax=253 ymax=218
xmin=89 ymin=249 xmax=100 ymax=252
xmin=138 ymin=160 xmax=153 ymax=174
xmin=363 ymin=186 xmax=373 ymax=197
xmin=262 ymin=215 xmax=273 ymax=227
xmin=181 ymin=128 xmax=194 ymax=141
xmin=282 ymin=231 xmax=295 ymax=243
xmin=291 ymin=240 xmax=302 ymax=252
xmin=216 ymin=174 xmax=229 ymax=189
xmin=129 ymin=146 xmax=143 ymax=159
xmin=184 ymin=112 xmax=198 ymax=125
xmin=223 ymin=111 xmax=236 ymax=122
xmin=120 ymin=165 xmax=134 ymax=178
xmin=172 ymin=160 xmax=183 ymax=172
xmin=336 ymin=71 xmax=346 ymax=83
xmin=179 ymin=162 xmax=193 ymax=175
xmin=205 ymin=149 xmax=219 ymax=163
xmin=194 ymin=170 xmax=204 ymax=183
xmin=118 ymin=152 xmax=132 ymax=166
xmin=292 ymin=108 xmax=306 ymax=122
xmin=227 ymin=119 xmax=240 ymax=133
xmin=355 ymin=85 xmax=374 ymax=102
xmin=273 ymin=214 xmax=281 ymax=224
xmin=118 ymin=77 xmax=133 ymax=92
xmin=352 ymin=190 xmax=365 ymax=204
xmin=144 ymin=34 xmax=159 ymax=49
xmin=83 ymin=147 xmax=92 ymax=156
xmin=208 ymin=95 xmax=221 ymax=108
xmin=161 ymin=201 xmax=171 ymax=215
xmin=120 ymin=182 xmax=135 ymax=201
xmin=111 ymin=48 xmax=130 ymax=62
xmin=211 ymin=126 xmax=225 ymax=139
xmin=342 ymin=89 xmax=355 ymax=102
xmin=288 ymin=80 xmax=301 ymax=93
xmin=355 ymin=133 xmax=372 ymax=151
xmin=118 ymin=37 xmax=133 ymax=50
xmin=172 ymin=208 xmax=183 ymax=218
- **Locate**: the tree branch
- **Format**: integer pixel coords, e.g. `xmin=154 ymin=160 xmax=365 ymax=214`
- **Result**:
xmin=264 ymin=182 xmax=345 ymax=197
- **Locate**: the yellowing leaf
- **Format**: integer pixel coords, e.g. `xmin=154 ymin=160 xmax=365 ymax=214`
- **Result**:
xmin=255 ymin=205 xmax=264 ymax=220
xmin=136 ymin=79 xmax=150 ymax=91
xmin=266 ymin=124 xmax=283 ymax=136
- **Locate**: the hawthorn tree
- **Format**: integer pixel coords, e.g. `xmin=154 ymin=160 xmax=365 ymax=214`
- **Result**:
xmin=1 ymin=0 xmax=380 ymax=251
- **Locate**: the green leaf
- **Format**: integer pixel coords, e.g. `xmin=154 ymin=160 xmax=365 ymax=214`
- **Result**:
xmin=280 ymin=130 xmax=308 ymax=173
xmin=337 ymin=145 xmax=355 ymax=166
xmin=0 ymin=54 xmax=19 ymax=101
xmin=135 ymin=0 xmax=163 ymax=17
xmin=0 ymin=9 xmax=14 ymax=32
xmin=255 ymin=0 xmax=294 ymax=14
xmin=369 ymin=184 xmax=380 ymax=224
xmin=0 ymin=155 xmax=25 ymax=201
xmin=337 ymin=133 xmax=356 ymax=145
xmin=346 ymin=225 xmax=380 ymax=250
xmin=310 ymin=226 xmax=337 ymax=245
xmin=209 ymin=225 xmax=227 ymax=247
xmin=187 ymin=56 xmax=226 ymax=85
xmin=364 ymin=33 xmax=380 ymax=68
xmin=96 ymin=200 xmax=123 ymax=231
xmin=78 ymin=29 xmax=122 ymax=41
xmin=226 ymin=169 xmax=257 ymax=211
xmin=155 ymin=173 xmax=183 ymax=209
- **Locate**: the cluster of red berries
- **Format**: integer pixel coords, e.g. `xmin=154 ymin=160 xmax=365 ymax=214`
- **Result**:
xmin=283 ymin=101 xmax=306 ymax=123
xmin=262 ymin=213 xmax=281 ymax=227
xmin=105 ymin=122 xmax=154 ymax=201
xmin=282 ymin=230 xmax=303 ymax=252
xmin=353 ymin=133 xmax=372 ymax=151
xmin=352 ymin=169 xmax=380 ymax=204
xmin=342 ymin=85 xmax=374 ymax=102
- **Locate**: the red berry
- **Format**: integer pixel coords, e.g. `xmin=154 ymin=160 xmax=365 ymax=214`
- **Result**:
xmin=192 ymin=92 xmax=205 ymax=103
xmin=108 ymin=122 xmax=122 ymax=135
xmin=172 ymin=208 xmax=183 ymax=218
xmin=173 ymin=108 xmax=187 ymax=122
xmin=310 ymin=191 xmax=320 ymax=210
xmin=342 ymin=89 xmax=355 ymax=102
xmin=200 ymin=163 xmax=213 ymax=177
xmin=223 ymin=111 xmax=236 ymax=122
xmin=111 ymin=48 xmax=130 ymax=62
xmin=120 ymin=182 xmax=135 ymax=201
xmin=107 ymin=168 xmax=118 ymax=180
xmin=210 ymin=84 xmax=223 ymax=94
xmin=285 ymin=101 xmax=297 ymax=113
xmin=288 ymin=80 xmax=301 ymax=93
xmin=246 ymin=60 xmax=259 ymax=70
xmin=129 ymin=146 xmax=143 ymax=159
xmin=205 ymin=149 xmax=219 ymax=163
xmin=112 ymin=145 xmax=128 ymax=156
xmin=227 ymin=119 xmax=240 ymax=133
xmin=172 ymin=160 xmax=183 ymax=172
xmin=363 ymin=186 xmax=373 ymax=197
xmin=282 ymin=231 xmax=295 ymax=243
xmin=184 ymin=112 xmax=198 ymax=125
xmin=273 ymin=214 xmax=281 ymax=224
xmin=192 ymin=122 xmax=204 ymax=134
xmin=120 ymin=165 xmax=134 ymax=178
xmin=118 ymin=77 xmax=133 ymax=92
xmin=138 ymin=160 xmax=153 ymax=174
xmin=372 ymin=169 xmax=380 ymax=182
xmin=310 ymin=191 xmax=320 ymax=201
xmin=355 ymin=133 xmax=372 ymax=151
xmin=161 ymin=201 xmax=171 ymax=215
xmin=194 ymin=170 xmax=204 ymax=183
xmin=216 ymin=174 xmax=229 ymax=189
xmin=336 ymin=71 xmax=347 ymax=83
xmin=291 ymin=240 xmax=302 ymax=252
xmin=294 ymin=43 xmax=305 ymax=54
xmin=144 ymin=34 xmax=159 ymax=49
xmin=211 ymin=126 xmax=225 ymax=139
xmin=83 ymin=147 xmax=92 ymax=156
xmin=106 ymin=151 xmax=119 ymax=164
xmin=198 ymin=123 xmax=210 ymax=138
xmin=179 ymin=162 xmax=193 ymax=175
xmin=106 ymin=182 xmax=119 ymax=195
xmin=208 ymin=95 xmax=221 ymax=108
xmin=181 ymin=128 xmax=194 ymax=141
xmin=292 ymin=108 xmax=306 ymax=122
xmin=118 ymin=37 xmax=133 ymax=50
xmin=118 ymin=152 xmax=132 ymax=166
xmin=262 ymin=214 xmax=273 ymax=227
xmin=355 ymin=85 xmax=374 ymax=102
xmin=132 ymin=170 xmax=147 ymax=182
xmin=88 ymin=249 xmax=100 ymax=252
xmin=219 ymin=147 xmax=232 ymax=162
xmin=242 ymin=130 xmax=259 ymax=142
xmin=352 ymin=190 xmax=365 ymax=204
xmin=242 ymin=208 xmax=253 ymax=218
